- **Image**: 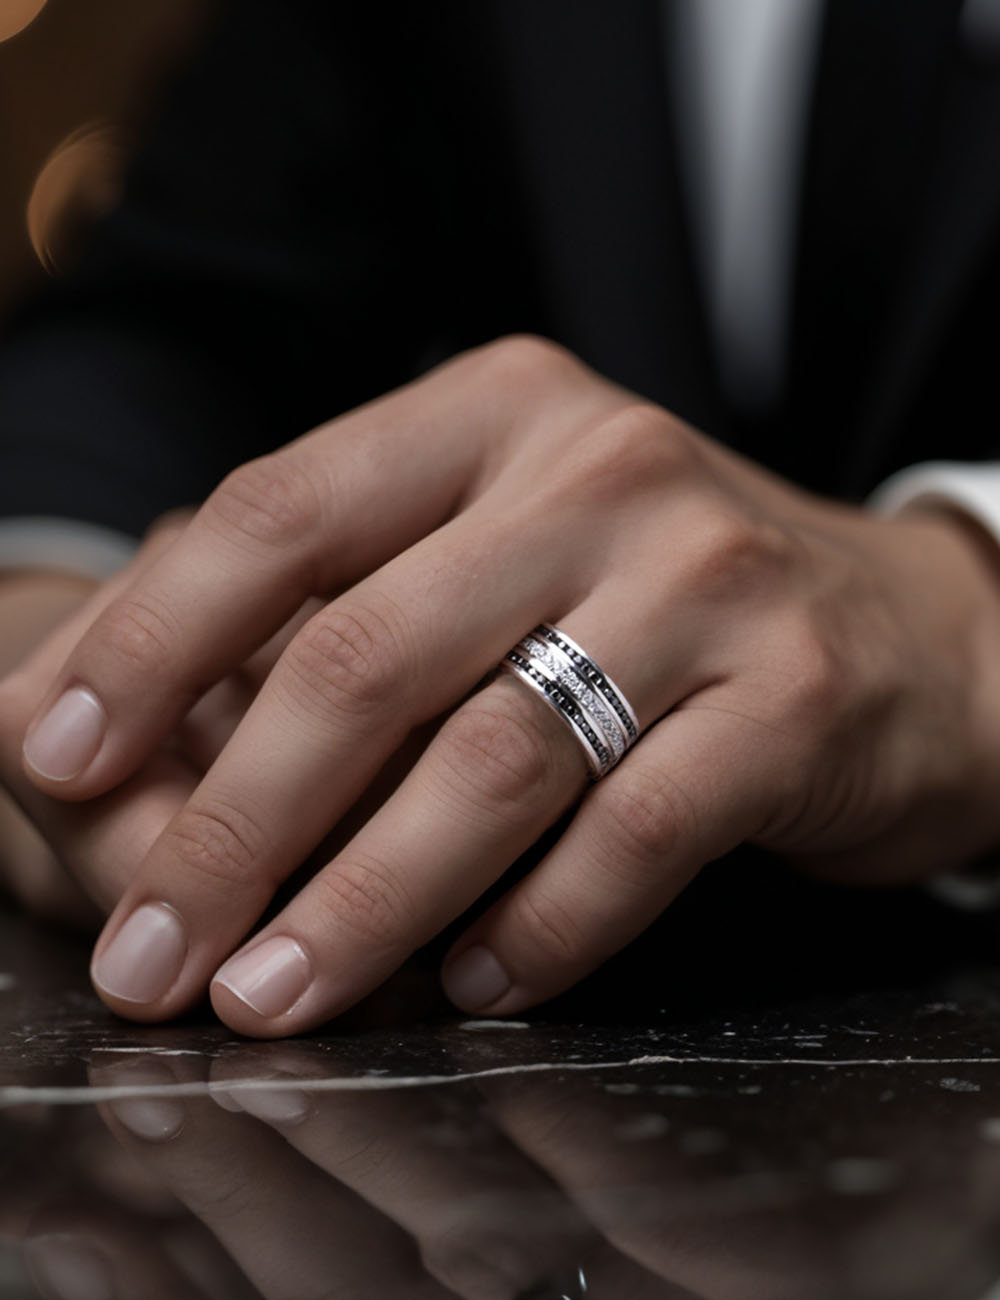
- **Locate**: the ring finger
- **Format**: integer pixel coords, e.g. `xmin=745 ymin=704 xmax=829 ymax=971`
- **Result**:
xmin=203 ymin=588 xmax=716 ymax=1036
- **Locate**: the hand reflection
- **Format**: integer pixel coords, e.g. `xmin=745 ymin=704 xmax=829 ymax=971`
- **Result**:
xmin=86 ymin=1053 xmax=452 ymax=1300
xmin=17 ymin=1039 xmax=995 ymax=1300
xmin=475 ymin=1070 xmax=1000 ymax=1300
xmin=206 ymin=1045 xmax=658 ymax=1300
xmin=4 ymin=1091 xmax=256 ymax=1300
xmin=80 ymin=1047 xmax=683 ymax=1300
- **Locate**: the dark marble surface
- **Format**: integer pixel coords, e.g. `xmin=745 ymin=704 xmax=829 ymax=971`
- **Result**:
xmin=5 ymin=863 xmax=1000 ymax=1300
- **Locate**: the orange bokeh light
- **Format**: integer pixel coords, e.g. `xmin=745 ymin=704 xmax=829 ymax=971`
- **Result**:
xmin=26 ymin=122 xmax=123 ymax=273
xmin=0 ymin=0 xmax=48 ymax=43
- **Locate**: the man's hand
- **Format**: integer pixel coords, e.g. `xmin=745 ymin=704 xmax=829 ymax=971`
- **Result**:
xmin=5 ymin=336 xmax=1000 ymax=1037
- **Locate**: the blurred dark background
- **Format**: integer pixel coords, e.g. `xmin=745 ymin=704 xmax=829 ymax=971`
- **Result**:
xmin=0 ymin=0 xmax=211 ymax=318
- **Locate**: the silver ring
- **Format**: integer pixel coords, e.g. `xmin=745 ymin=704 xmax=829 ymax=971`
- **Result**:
xmin=520 ymin=634 xmax=628 ymax=763
xmin=501 ymin=623 xmax=640 ymax=779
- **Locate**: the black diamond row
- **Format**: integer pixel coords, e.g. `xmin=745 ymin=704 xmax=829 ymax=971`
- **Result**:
xmin=523 ymin=637 xmax=621 ymax=747
xmin=534 ymin=626 xmax=637 ymax=741
xmin=505 ymin=651 xmax=611 ymax=771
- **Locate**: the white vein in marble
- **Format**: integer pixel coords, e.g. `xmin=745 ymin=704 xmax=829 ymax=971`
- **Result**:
xmin=6 ymin=1052 xmax=1000 ymax=1107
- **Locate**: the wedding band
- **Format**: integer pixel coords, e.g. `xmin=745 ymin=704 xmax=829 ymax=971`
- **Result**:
xmin=501 ymin=623 xmax=640 ymax=779
xmin=535 ymin=623 xmax=639 ymax=741
xmin=520 ymin=634 xmax=627 ymax=763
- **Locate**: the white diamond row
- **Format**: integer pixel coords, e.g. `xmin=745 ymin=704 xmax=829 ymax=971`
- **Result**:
xmin=501 ymin=624 xmax=639 ymax=778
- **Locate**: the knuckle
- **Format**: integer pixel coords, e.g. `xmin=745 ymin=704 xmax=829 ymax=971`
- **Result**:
xmin=594 ymin=767 xmax=697 ymax=878
xmin=509 ymin=885 xmax=586 ymax=966
xmin=560 ymin=403 xmax=695 ymax=506
xmin=188 ymin=1178 xmax=258 ymax=1223
xmin=475 ymin=333 xmax=576 ymax=385
xmin=159 ymin=799 xmax=267 ymax=892
xmin=281 ymin=602 xmax=407 ymax=718
xmin=774 ymin=615 xmax=844 ymax=725
xmin=437 ymin=698 xmax=558 ymax=810
xmin=94 ymin=593 xmax=180 ymax=677
xmin=683 ymin=510 xmax=794 ymax=597
xmin=208 ymin=454 xmax=321 ymax=553
xmin=315 ymin=852 xmax=413 ymax=949
xmin=324 ymin=1134 xmax=398 ymax=1183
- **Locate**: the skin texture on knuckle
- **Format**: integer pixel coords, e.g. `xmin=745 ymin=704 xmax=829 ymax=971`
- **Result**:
xmin=507 ymin=883 xmax=588 ymax=968
xmin=435 ymin=697 xmax=561 ymax=814
xmin=546 ymin=402 xmax=700 ymax=524
xmin=157 ymin=799 xmax=269 ymax=894
xmin=180 ymin=1173 xmax=261 ymax=1225
xmin=678 ymin=510 xmax=798 ymax=605
xmin=281 ymin=602 xmax=408 ymax=720
xmin=590 ymin=767 xmax=696 ymax=884
xmin=206 ymin=453 xmax=323 ymax=555
xmin=313 ymin=851 xmax=415 ymax=951
xmin=765 ymin=613 xmax=849 ymax=737
xmin=318 ymin=1131 xmax=401 ymax=1183
xmin=91 ymin=592 xmax=183 ymax=681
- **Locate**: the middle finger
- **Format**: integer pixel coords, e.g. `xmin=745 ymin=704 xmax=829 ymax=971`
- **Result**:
xmin=88 ymin=497 xmax=594 ymax=1021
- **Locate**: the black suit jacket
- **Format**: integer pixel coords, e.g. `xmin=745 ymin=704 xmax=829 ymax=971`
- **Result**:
xmin=0 ymin=0 xmax=998 ymax=537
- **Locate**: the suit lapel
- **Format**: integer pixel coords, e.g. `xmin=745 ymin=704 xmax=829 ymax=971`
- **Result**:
xmin=453 ymin=0 xmax=722 ymax=433
xmin=438 ymin=0 xmax=1000 ymax=488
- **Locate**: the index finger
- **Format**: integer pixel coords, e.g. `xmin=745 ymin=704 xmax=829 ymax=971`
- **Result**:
xmin=20 ymin=340 xmax=590 ymax=799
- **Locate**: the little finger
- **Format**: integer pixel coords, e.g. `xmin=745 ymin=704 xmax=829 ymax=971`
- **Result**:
xmin=443 ymin=701 xmax=784 ymax=1014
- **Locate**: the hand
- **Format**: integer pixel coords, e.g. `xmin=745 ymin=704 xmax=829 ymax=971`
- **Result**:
xmin=7 ymin=335 xmax=1000 ymax=1037
xmin=0 ymin=516 xmax=327 ymax=923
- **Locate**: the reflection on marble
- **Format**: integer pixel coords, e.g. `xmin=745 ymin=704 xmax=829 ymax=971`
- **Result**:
xmin=5 ymin=859 xmax=1000 ymax=1298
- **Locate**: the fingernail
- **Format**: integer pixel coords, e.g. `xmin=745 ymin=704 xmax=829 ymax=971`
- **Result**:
xmin=101 ymin=1060 xmax=186 ymax=1142
xmin=443 ymin=945 xmax=510 ymax=1010
xmin=109 ymin=1092 xmax=186 ymax=1141
xmin=229 ymin=1083 xmax=311 ymax=1126
xmin=209 ymin=1082 xmax=246 ymax=1112
xmin=91 ymin=903 xmax=187 ymax=1004
xmin=213 ymin=936 xmax=312 ymax=1018
xmin=23 ymin=686 xmax=106 ymax=781
xmin=24 ymin=1235 xmax=114 ymax=1300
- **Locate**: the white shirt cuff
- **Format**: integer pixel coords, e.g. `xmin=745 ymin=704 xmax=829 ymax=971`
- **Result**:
xmin=0 ymin=516 xmax=138 ymax=581
xmin=868 ymin=460 xmax=1000 ymax=544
